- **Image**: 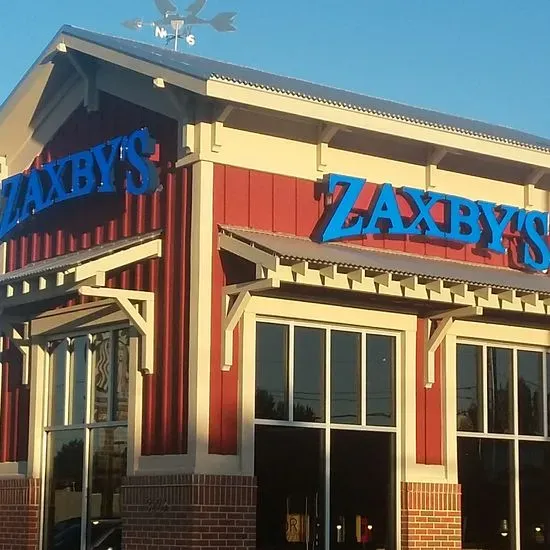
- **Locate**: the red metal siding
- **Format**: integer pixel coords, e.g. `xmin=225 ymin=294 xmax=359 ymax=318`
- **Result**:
xmin=0 ymin=93 xmax=191 ymax=461
xmin=415 ymin=319 xmax=443 ymax=465
xmin=211 ymin=165 xmax=454 ymax=459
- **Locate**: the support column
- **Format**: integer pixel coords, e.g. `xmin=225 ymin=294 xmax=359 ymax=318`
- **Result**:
xmin=0 ymin=478 xmax=40 ymax=550
xmin=121 ymin=474 xmax=256 ymax=550
xmin=400 ymin=324 xmax=462 ymax=549
xmin=187 ymin=160 xmax=214 ymax=471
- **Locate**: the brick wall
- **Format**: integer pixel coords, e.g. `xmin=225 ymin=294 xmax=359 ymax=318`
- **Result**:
xmin=121 ymin=474 xmax=256 ymax=550
xmin=401 ymin=482 xmax=462 ymax=549
xmin=0 ymin=478 xmax=40 ymax=550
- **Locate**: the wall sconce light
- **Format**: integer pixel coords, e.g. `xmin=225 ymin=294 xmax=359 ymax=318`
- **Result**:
xmin=56 ymin=42 xmax=67 ymax=53
xmin=153 ymin=77 xmax=166 ymax=89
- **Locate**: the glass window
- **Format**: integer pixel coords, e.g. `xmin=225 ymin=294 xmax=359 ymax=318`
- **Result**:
xmin=294 ymin=327 xmax=325 ymax=422
xmin=519 ymin=441 xmax=550 ymax=549
xmin=255 ymin=321 xmax=397 ymax=550
xmin=91 ymin=332 xmax=111 ymax=423
xmin=456 ymin=344 xmax=483 ymax=432
xmin=255 ymin=323 xmax=288 ymax=420
xmin=255 ymin=425 xmax=324 ymax=550
xmin=458 ymin=438 xmax=513 ymax=549
xmin=517 ymin=351 xmax=543 ymax=436
xmin=44 ymin=430 xmax=85 ymax=550
xmin=48 ymin=340 xmax=68 ymax=427
xmin=43 ymin=327 xmax=130 ymax=550
xmin=70 ymin=336 xmax=88 ymax=425
xmin=330 ymin=430 xmax=395 ymax=548
xmin=366 ymin=334 xmax=395 ymax=426
xmin=113 ymin=329 xmax=130 ymax=422
xmin=487 ymin=347 xmax=513 ymax=434
xmin=331 ymin=331 xmax=360 ymax=425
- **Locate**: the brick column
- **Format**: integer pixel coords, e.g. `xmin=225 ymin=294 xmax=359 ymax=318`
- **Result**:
xmin=121 ymin=474 xmax=256 ymax=550
xmin=0 ymin=478 xmax=40 ymax=550
xmin=401 ymin=482 xmax=462 ymax=549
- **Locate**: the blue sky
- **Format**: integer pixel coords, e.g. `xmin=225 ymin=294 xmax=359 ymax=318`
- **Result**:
xmin=1 ymin=0 xmax=549 ymax=138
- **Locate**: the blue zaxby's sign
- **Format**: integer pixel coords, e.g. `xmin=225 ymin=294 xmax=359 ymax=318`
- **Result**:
xmin=0 ymin=127 xmax=158 ymax=241
xmin=319 ymin=173 xmax=550 ymax=272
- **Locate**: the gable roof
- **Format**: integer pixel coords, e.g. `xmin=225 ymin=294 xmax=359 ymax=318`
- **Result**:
xmin=2 ymin=24 xmax=550 ymax=164
xmin=48 ymin=26 xmax=550 ymax=152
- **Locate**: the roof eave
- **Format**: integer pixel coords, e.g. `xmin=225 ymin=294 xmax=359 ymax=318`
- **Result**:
xmin=206 ymin=78 xmax=550 ymax=170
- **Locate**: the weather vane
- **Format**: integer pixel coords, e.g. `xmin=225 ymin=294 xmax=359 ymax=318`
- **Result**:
xmin=122 ymin=0 xmax=237 ymax=50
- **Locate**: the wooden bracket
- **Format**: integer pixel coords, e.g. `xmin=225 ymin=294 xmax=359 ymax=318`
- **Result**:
xmin=211 ymin=104 xmax=235 ymax=153
xmin=426 ymin=147 xmax=448 ymax=190
xmin=79 ymin=287 xmax=155 ymax=375
xmin=424 ymin=306 xmax=483 ymax=388
xmin=66 ymin=51 xmax=98 ymax=113
xmin=222 ymin=278 xmax=279 ymax=371
xmin=0 ymin=317 xmax=31 ymax=385
xmin=317 ymin=124 xmax=340 ymax=172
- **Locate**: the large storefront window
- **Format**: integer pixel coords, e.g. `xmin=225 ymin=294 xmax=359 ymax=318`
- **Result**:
xmin=457 ymin=342 xmax=550 ymax=550
xmin=43 ymin=328 xmax=130 ymax=550
xmin=255 ymin=321 xmax=397 ymax=550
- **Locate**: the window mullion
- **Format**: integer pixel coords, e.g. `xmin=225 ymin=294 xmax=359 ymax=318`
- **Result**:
xmin=543 ymin=353 xmax=548 ymax=438
xmin=512 ymin=349 xmax=519 ymax=437
xmin=64 ymin=337 xmax=72 ymax=426
xmin=288 ymin=323 xmax=294 ymax=422
xmin=325 ymin=329 xmax=331 ymax=424
xmin=361 ymin=332 xmax=367 ymax=427
xmin=108 ymin=331 xmax=116 ymax=422
xmin=482 ymin=344 xmax=488 ymax=434
xmin=512 ymin=438 xmax=520 ymax=550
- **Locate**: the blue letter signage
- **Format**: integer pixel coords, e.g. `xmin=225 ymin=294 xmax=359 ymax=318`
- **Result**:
xmin=0 ymin=127 xmax=159 ymax=241
xmin=319 ymin=173 xmax=550 ymax=272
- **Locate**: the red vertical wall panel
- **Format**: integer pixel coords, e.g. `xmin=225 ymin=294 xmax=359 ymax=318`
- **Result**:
xmin=415 ymin=318 xmax=443 ymax=465
xmin=0 ymin=92 xmax=191 ymax=462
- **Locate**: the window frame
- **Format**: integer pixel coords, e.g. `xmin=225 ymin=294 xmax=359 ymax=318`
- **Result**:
xmin=456 ymin=331 xmax=550 ymax=550
xmin=245 ymin=296 xmax=415 ymax=550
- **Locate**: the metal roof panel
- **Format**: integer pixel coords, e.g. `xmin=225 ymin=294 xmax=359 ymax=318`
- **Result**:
xmin=58 ymin=25 xmax=550 ymax=151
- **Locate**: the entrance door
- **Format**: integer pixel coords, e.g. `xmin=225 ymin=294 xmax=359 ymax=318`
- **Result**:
xmin=42 ymin=328 xmax=130 ymax=550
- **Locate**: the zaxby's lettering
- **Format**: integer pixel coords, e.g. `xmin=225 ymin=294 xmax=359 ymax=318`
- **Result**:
xmin=320 ymin=173 xmax=550 ymax=272
xmin=0 ymin=127 xmax=158 ymax=241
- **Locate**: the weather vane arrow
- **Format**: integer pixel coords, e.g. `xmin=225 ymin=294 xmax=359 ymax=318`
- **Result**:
xmin=122 ymin=0 xmax=237 ymax=50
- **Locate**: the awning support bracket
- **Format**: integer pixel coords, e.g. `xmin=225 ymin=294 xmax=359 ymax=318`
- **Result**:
xmin=222 ymin=278 xmax=280 ymax=371
xmin=0 ymin=317 xmax=31 ymax=386
xmin=424 ymin=306 xmax=483 ymax=389
xmin=79 ymin=286 xmax=155 ymax=375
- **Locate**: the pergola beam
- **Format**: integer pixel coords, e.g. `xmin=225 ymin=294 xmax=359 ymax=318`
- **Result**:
xmin=79 ymin=286 xmax=155 ymax=375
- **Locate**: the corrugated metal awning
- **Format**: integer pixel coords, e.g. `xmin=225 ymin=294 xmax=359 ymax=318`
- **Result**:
xmin=0 ymin=231 xmax=162 ymax=286
xmin=220 ymin=226 xmax=550 ymax=294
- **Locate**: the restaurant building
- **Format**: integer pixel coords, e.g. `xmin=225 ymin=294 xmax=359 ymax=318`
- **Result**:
xmin=1 ymin=24 xmax=550 ymax=550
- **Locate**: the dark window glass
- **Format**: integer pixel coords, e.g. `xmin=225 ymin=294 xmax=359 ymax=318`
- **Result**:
xmin=70 ymin=336 xmax=88 ymax=425
xmin=294 ymin=327 xmax=325 ymax=422
xmin=114 ymin=329 xmax=130 ymax=422
xmin=88 ymin=427 xmax=127 ymax=522
xmin=519 ymin=441 xmax=550 ymax=550
xmin=548 ymin=353 xmax=550 ymax=437
xmin=44 ymin=430 xmax=85 ymax=550
xmin=458 ymin=438 xmax=513 ymax=549
xmin=255 ymin=425 xmax=324 ymax=550
xmin=255 ymin=323 xmax=289 ymax=420
xmin=91 ymin=332 xmax=111 ymax=423
xmin=518 ymin=351 xmax=543 ymax=436
xmin=487 ymin=347 xmax=513 ymax=434
xmin=49 ymin=340 xmax=68 ymax=426
xmin=456 ymin=344 xmax=483 ymax=432
xmin=330 ymin=430 xmax=395 ymax=549
xmin=331 ymin=331 xmax=360 ymax=425
xmin=366 ymin=335 xmax=395 ymax=426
